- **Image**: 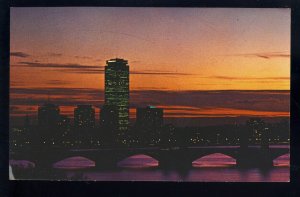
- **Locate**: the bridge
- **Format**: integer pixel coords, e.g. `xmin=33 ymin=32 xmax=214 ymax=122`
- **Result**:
xmin=10 ymin=145 xmax=289 ymax=169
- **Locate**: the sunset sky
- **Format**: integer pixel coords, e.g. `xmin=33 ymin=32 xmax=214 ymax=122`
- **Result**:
xmin=10 ymin=8 xmax=290 ymax=126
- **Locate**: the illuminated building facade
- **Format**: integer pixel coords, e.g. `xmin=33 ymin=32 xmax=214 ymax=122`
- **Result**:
xmin=74 ymin=105 xmax=95 ymax=128
xmin=104 ymin=58 xmax=129 ymax=133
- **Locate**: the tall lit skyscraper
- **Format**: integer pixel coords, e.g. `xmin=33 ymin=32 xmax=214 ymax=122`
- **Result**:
xmin=74 ymin=105 xmax=95 ymax=128
xmin=104 ymin=58 xmax=129 ymax=133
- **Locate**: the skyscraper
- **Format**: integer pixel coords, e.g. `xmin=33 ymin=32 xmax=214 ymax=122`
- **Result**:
xmin=74 ymin=105 xmax=95 ymax=128
xmin=38 ymin=103 xmax=60 ymax=127
xmin=58 ymin=115 xmax=71 ymax=128
xmin=136 ymin=106 xmax=164 ymax=129
xmin=100 ymin=104 xmax=119 ymax=145
xmin=104 ymin=58 xmax=129 ymax=133
xmin=136 ymin=106 xmax=164 ymax=145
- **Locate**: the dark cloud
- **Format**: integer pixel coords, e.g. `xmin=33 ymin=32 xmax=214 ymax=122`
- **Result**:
xmin=196 ymin=83 xmax=233 ymax=86
xmin=133 ymin=87 xmax=169 ymax=91
xmin=10 ymin=87 xmax=104 ymax=107
xmin=11 ymin=60 xmax=289 ymax=82
xmin=68 ymin=69 xmax=194 ymax=76
xmin=10 ymin=88 xmax=289 ymax=113
xmin=10 ymin=87 xmax=101 ymax=97
xmin=10 ymin=106 xmax=19 ymax=112
xmin=13 ymin=61 xmax=195 ymax=76
xmin=131 ymin=70 xmax=194 ymax=76
xmin=10 ymin=88 xmax=289 ymax=126
xmin=10 ymin=81 xmax=24 ymax=87
xmin=45 ymin=80 xmax=71 ymax=85
xmin=11 ymin=97 xmax=103 ymax=107
xmin=10 ymin=52 xmax=30 ymax=58
xmin=48 ymin=53 xmax=63 ymax=57
xmin=17 ymin=62 xmax=102 ymax=70
xmin=74 ymin=55 xmax=93 ymax=59
xmin=130 ymin=90 xmax=290 ymax=112
xmin=12 ymin=61 xmax=189 ymax=78
xmin=229 ymin=52 xmax=290 ymax=59
xmin=63 ymin=69 xmax=104 ymax=74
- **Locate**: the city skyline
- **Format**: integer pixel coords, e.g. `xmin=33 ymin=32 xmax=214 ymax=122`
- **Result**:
xmin=10 ymin=8 xmax=290 ymax=126
xmin=11 ymin=66 xmax=290 ymax=127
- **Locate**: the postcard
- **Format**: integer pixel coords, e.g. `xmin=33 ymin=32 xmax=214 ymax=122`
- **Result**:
xmin=9 ymin=7 xmax=290 ymax=181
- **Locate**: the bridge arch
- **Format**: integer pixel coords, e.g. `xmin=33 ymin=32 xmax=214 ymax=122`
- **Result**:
xmin=117 ymin=153 xmax=159 ymax=168
xmin=273 ymin=153 xmax=290 ymax=167
xmin=20 ymin=151 xmax=100 ymax=169
xmin=9 ymin=159 xmax=35 ymax=169
xmin=191 ymin=153 xmax=237 ymax=167
xmin=53 ymin=156 xmax=96 ymax=169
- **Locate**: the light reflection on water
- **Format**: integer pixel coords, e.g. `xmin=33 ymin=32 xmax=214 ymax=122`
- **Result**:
xmin=10 ymin=153 xmax=290 ymax=182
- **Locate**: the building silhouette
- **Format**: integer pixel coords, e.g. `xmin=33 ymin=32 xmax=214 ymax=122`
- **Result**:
xmin=104 ymin=58 xmax=130 ymax=134
xmin=58 ymin=115 xmax=71 ymax=128
xmin=38 ymin=103 xmax=60 ymax=127
xmin=246 ymin=118 xmax=266 ymax=144
xmin=100 ymin=105 xmax=119 ymax=130
xmin=24 ymin=113 xmax=30 ymax=128
xmin=136 ymin=106 xmax=163 ymax=129
xmin=74 ymin=105 xmax=95 ymax=128
xmin=136 ymin=106 xmax=164 ymax=145
xmin=100 ymin=104 xmax=119 ymax=145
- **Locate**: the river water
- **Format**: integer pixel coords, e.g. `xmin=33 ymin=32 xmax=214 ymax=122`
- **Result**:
xmin=10 ymin=153 xmax=289 ymax=182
